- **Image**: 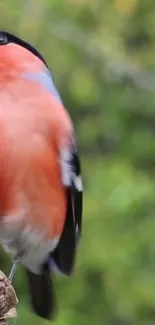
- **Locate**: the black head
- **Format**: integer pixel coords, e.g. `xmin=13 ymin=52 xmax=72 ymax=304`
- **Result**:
xmin=0 ymin=31 xmax=48 ymax=68
xmin=0 ymin=32 xmax=8 ymax=45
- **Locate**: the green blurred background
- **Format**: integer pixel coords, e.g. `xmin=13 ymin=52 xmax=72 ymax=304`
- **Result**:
xmin=2 ymin=0 xmax=155 ymax=324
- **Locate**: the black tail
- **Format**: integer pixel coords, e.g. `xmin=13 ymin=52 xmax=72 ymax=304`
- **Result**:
xmin=26 ymin=268 xmax=55 ymax=320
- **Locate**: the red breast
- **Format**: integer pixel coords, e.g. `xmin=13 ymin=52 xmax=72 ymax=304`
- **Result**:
xmin=0 ymin=49 xmax=73 ymax=240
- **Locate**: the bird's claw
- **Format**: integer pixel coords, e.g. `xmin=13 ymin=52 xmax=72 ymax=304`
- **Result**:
xmin=8 ymin=256 xmax=20 ymax=283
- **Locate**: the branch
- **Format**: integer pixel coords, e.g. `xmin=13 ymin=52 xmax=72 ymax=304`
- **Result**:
xmin=0 ymin=271 xmax=18 ymax=325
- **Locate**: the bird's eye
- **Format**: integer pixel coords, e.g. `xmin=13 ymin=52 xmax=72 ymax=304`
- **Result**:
xmin=0 ymin=33 xmax=8 ymax=45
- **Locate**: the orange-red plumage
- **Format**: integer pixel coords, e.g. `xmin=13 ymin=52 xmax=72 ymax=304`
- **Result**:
xmin=0 ymin=44 xmax=73 ymax=241
xmin=0 ymin=32 xmax=83 ymax=320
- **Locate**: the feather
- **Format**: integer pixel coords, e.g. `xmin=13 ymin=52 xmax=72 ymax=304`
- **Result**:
xmin=50 ymin=141 xmax=83 ymax=275
xmin=26 ymin=267 xmax=56 ymax=320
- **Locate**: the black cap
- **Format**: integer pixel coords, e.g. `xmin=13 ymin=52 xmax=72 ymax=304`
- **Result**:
xmin=0 ymin=31 xmax=48 ymax=67
xmin=0 ymin=32 xmax=8 ymax=45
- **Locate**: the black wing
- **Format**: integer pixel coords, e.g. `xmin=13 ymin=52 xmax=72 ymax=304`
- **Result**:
xmin=51 ymin=141 xmax=83 ymax=275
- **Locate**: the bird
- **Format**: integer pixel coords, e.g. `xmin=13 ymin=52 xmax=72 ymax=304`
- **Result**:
xmin=0 ymin=31 xmax=83 ymax=320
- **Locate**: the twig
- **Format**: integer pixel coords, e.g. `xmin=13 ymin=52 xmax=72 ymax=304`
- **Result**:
xmin=0 ymin=271 xmax=18 ymax=325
